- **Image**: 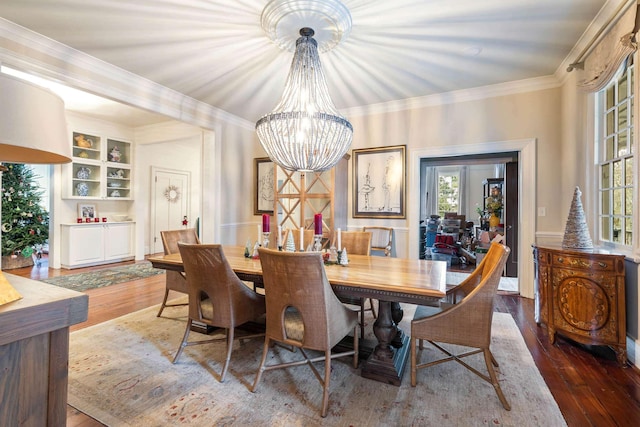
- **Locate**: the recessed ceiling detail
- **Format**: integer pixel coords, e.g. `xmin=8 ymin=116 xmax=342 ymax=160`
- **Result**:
xmin=260 ymin=0 xmax=352 ymax=53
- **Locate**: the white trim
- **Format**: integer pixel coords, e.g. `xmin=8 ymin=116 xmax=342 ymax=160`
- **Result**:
xmin=343 ymin=76 xmax=560 ymax=118
xmin=408 ymin=138 xmax=537 ymax=299
xmin=627 ymin=335 xmax=639 ymax=368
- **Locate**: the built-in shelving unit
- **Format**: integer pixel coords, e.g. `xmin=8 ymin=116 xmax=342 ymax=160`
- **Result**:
xmin=63 ymin=131 xmax=133 ymax=200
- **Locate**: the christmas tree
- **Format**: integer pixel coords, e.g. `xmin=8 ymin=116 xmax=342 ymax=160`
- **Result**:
xmin=1 ymin=163 xmax=49 ymax=259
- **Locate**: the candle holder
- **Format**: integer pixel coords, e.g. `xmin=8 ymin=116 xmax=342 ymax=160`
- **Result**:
xmin=329 ymin=246 xmax=338 ymax=262
xmin=313 ymin=234 xmax=323 ymax=252
xmin=262 ymin=232 xmax=271 ymax=249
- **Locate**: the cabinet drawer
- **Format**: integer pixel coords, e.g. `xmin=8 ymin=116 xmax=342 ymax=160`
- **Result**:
xmin=552 ymin=254 xmax=617 ymax=272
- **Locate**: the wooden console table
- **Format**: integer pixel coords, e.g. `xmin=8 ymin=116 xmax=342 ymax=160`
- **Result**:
xmin=532 ymin=244 xmax=627 ymax=365
xmin=0 ymin=274 xmax=88 ymax=426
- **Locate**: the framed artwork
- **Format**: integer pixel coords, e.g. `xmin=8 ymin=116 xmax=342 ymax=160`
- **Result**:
xmin=353 ymin=145 xmax=406 ymax=218
xmin=78 ymin=203 xmax=97 ymax=219
xmin=254 ymin=157 xmax=274 ymax=215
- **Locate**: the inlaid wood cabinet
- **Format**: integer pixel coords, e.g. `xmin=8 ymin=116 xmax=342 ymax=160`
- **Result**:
xmin=532 ymin=244 xmax=627 ymax=365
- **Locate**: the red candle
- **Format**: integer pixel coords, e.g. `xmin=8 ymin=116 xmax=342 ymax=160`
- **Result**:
xmin=314 ymin=213 xmax=322 ymax=235
xmin=262 ymin=214 xmax=270 ymax=232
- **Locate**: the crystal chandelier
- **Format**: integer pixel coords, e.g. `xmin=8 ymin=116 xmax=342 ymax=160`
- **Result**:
xmin=256 ymin=27 xmax=353 ymax=172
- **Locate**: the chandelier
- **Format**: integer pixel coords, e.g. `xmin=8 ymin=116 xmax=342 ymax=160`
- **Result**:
xmin=256 ymin=26 xmax=353 ymax=172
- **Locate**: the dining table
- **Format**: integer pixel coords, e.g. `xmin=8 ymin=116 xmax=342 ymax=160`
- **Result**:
xmin=148 ymin=245 xmax=447 ymax=386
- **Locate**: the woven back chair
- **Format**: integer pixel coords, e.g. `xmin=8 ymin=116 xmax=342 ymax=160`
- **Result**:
xmin=410 ymin=242 xmax=512 ymax=410
xmin=252 ymin=248 xmax=359 ymax=417
xmin=363 ymin=226 xmax=393 ymax=256
xmin=174 ymin=243 xmax=266 ymax=382
xmin=333 ymin=231 xmax=377 ymax=337
xmin=157 ymin=228 xmax=200 ymax=317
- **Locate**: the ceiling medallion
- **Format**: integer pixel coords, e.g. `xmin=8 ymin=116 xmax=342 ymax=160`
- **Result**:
xmin=261 ymin=0 xmax=352 ymax=53
xmin=164 ymin=185 xmax=181 ymax=203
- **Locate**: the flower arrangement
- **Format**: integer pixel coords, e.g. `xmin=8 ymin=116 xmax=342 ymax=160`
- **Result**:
xmin=485 ymin=186 xmax=503 ymax=217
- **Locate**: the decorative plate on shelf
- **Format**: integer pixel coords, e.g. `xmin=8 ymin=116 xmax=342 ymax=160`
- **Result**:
xmin=110 ymin=190 xmax=121 ymax=197
xmin=76 ymin=182 xmax=89 ymax=197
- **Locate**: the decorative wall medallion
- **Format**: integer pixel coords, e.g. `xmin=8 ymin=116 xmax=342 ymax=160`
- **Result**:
xmin=164 ymin=185 xmax=181 ymax=203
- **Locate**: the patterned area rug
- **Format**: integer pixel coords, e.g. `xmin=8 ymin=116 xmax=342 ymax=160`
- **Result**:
xmin=68 ymin=303 xmax=566 ymax=426
xmin=41 ymin=262 xmax=165 ymax=292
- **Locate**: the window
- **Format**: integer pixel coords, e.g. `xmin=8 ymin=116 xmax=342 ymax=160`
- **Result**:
xmin=437 ymin=170 xmax=459 ymax=217
xmin=596 ymin=61 xmax=634 ymax=247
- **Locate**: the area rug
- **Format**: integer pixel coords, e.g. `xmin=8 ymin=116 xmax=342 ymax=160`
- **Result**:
xmin=42 ymin=262 xmax=165 ymax=292
xmin=68 ymin=303 xmax=566 ymax=426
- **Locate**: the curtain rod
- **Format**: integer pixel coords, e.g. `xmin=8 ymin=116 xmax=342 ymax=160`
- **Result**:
xmin=567 ymin=0 xmax=637 ymax=72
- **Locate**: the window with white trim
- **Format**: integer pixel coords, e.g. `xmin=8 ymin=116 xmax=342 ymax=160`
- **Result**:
xmin=437 ymin=170 xmax=459 ymax=217
xmin=596 ymin=61 xmax=634 ymax=248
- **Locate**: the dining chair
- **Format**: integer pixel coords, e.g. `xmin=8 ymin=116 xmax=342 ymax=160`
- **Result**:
xmin=252 ymin=248 xmax=359 ymax=418
xmin=157 ymin=228 xmax=200 ymax=317
xmin=363 ymin=226 xmax=393 ymax=257
xmin=334 ymin=230 xmax=376 ymax=337
xmin=174 ymin=243 xmax=266 ymax=382
xmin=410 ymin=242 xmax=511 ymax=410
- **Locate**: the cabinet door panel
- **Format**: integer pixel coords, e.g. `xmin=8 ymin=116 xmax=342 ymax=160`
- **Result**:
xmin=68 ymin=226 xmax=104 ymax=264
xmin=104 ymin=224 xmax=133 ymax=260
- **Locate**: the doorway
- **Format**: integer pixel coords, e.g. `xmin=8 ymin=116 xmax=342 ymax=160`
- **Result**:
xmin=420 ymin=153 xmax=519 ymax=278
xmin=408 ymin=138 xmax=538 ymax=299
xmin=150 ymin=167 xmax=191 ymax=254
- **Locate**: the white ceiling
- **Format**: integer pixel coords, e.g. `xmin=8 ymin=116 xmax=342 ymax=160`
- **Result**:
xmin=0 ymin=0 xmax=612 ymax=127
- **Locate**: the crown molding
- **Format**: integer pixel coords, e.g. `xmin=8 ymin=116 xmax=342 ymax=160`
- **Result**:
xmin=343 ymin=75 xmax=561 ymax=117
xmin=0 ymin=18 xmax=254 ymax=131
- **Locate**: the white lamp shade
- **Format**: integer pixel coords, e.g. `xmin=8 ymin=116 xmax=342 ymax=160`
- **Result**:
xmin=0 ymin=73 xmax=71 ymax=164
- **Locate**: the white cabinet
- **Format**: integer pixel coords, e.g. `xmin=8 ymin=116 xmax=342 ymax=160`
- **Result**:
xmin=63 ymin=131 xmax=133 ymax=200
xmin=61 ymin=222 xmax=134 ymax=269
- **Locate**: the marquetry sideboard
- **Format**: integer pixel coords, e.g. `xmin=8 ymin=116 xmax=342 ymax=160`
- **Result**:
xmin=532 ymin=244 xmax=627 ymax=365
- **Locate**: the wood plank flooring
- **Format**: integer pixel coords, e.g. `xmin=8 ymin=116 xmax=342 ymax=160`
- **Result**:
xmin=7 ymin=257 xmax=640 ymax=426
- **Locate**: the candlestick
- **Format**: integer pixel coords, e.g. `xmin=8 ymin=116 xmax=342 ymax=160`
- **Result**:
xmin=314 ymin=213 xmax=322 ymax=235
xmin=262 ymin=214 xmax=270 ymax=232
xmin=262 ymin=231 xmax=270 ymax=248
xmin=337 ymin=228 xmax=341 ymax=251
xmin=299 ymin=227 xmax=304 ymax=251
xmin=258 ymin=224 xmax=262 ymax=245
xmin=277 ymin=225 xmax=282 ymax=248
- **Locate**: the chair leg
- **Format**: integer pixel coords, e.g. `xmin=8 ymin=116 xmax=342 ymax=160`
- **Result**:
xmin=321 ymin=350 xmax=331 ymax=417
xmin=483 ymin=349 xmax=511 ymax=411
xmin=360 ymin=299 xmax=366 ymax=338
xmin=173 ymin=318 xmax=192 ymax=363
xmin=251 ymin=337 xmax=271 ymax=392
xmin=353 ymin=325 xmax=359 ymax=368
xmin=410 ymin=336 xmax=417 ymax=386
xmin=368 ymin=298 xmax=377 ymax=318
xmin=219 ymin=328 xmax=234 ymax=382
xmin=157 ymin=288 xmax=171 ymax=317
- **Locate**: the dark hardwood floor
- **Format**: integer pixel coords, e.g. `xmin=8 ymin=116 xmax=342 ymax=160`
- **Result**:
xmin=8 ymin=257 xmax=640 ymax=426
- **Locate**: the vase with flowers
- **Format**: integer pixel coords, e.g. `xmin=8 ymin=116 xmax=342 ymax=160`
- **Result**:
xmin=485 ymin=186 xmax=503 ymax=229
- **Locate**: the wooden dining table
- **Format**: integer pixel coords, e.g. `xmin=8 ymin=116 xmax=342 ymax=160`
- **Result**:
xmin=148 ymin=245 xmax=447 ymax=386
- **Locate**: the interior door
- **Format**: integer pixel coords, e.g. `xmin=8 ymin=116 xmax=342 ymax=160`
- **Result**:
xmin=504 ymin=161 xmax=518 ymax=277
xmin=151 ymin=168 xmax=190 ymax=254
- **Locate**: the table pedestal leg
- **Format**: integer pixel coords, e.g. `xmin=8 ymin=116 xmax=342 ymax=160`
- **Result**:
xmin=361 ymin=300 xmax=409 ymax=386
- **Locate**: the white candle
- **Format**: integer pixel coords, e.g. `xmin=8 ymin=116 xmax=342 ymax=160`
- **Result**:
xmin=337 ymin=228 xmax=341 ymax=250
xmin=300 ymin=227 xmax=304 ymax=251
xmin=277 ymin=225 xmax=282 ymax=247
xmin=258 ymin=224 xmax=262 ymax=245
